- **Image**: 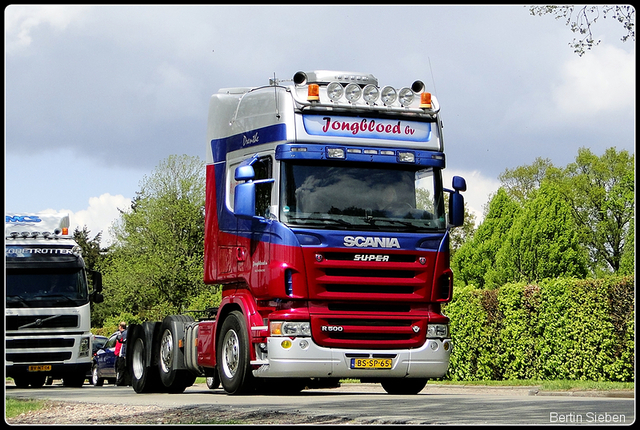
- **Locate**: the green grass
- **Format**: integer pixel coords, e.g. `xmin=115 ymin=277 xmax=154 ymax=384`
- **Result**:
xmin=5 ymin=398 xmax=48 ymax=419
xmin=432 ymin=379 xmax=634 ymax=391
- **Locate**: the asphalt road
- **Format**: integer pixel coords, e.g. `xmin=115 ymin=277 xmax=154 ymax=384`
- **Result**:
xmin=6 ymin=381 xmax=635 ymax=425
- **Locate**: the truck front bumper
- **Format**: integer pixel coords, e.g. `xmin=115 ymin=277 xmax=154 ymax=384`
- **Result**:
xmin=252 ymin=337 xmax=451 ymax=379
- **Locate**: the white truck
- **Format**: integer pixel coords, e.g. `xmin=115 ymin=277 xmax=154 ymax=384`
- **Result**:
xmin=5 ymin=213 xmax=103 ymax=387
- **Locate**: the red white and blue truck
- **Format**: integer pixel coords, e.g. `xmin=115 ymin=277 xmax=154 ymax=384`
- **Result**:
xmin=6 ymin=213 xmax=103 ymax=387
xmin=127 ymin=70 xmax=466 ymax=395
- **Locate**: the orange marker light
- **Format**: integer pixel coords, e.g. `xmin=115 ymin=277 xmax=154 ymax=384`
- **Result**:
xmin=420 ymin=92 xmax=432 ymax=109
xmin=308 ymin=84 xmax=320 ymax=101
xmin=62 ymin=227 xmax=69 ymax=235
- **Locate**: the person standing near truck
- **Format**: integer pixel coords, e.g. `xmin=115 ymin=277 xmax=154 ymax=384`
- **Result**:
xmin=115 ymin=322 xmax=128 ymax=386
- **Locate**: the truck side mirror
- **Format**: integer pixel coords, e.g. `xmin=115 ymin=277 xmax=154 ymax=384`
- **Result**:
xmin=234 ymin=182 xmax=257 ymax=219
xmin=89 ymin=270 xmax=104 ymax=303
xmin=448 ymin=176 xmax=466 ymax=227
xmin=234 ymin=165 xmax=257 ymax=219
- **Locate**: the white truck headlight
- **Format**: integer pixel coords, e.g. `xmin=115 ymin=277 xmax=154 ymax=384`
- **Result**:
xmin=426 ymin=324 xmax=449 ymax=339
xmin=271 ymin=321 xmax=311 ymax=337
xmin=78 ymin=336 xmax=91 ymax=357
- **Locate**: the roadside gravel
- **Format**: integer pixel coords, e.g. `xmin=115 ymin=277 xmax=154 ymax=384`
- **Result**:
xmin=6 ymin=400 xmax=351 ymax=425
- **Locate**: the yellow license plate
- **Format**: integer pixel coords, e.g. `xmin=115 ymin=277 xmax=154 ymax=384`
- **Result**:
xmin=28 ymin=365 xmax=52 ymax=372
xmin=351 ymin=358 xmax=393 ymax=369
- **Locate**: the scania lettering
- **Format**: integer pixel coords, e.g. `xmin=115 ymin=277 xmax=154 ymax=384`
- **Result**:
xmin=6 ymin=213 xmax=104 ymax=388
xmin=343 ymin=236 xmax=401 ymax=248
xmin=126 ymin=70 xmax=466 ymax=395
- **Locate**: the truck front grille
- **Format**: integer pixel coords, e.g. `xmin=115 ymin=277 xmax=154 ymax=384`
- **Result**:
xmin=311 ymin=314 xmax=428 ymax=349
xmin=6 ymin=315 xmax=79 ymax=331
xmin=6 ymin=338 xmax=75 ymax=349
xmin=6 ymin=352 xmax=73 ymax=363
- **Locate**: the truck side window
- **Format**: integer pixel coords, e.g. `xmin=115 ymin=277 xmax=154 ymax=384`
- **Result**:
xmin=253 ymin=157 xmax=273 ymax=218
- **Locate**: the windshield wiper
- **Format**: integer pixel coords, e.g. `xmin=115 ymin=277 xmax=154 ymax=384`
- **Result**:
xmin=7 ymin=295 xmax=30 ymax=308
xmin=33 ymin=294 xmax=78 ymax=305
xmin=367 ymin=218 xmax=426 ymax=230
xmin=287 ymin=216 xmax=353 ymax=227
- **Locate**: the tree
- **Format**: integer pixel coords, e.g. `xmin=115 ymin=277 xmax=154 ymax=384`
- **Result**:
xmin=73 ymin=227 xmax=103 ymax=272
xmin=498 ymin=157 xmax=555 ymax=204
xmin=102 ymin=154 xmax=210 ymax=321
xmin=530 ymin=5 xmax=635 ymax=56
xmin=558 ymin=147 xmax=634 ymax=275
xmin=492 ymin=181 xmax=588 ymax=285
xmin=452 ymin=188 xmax=521 ymax=289
xmin=74 ymin=227 xmax=106 ymax=327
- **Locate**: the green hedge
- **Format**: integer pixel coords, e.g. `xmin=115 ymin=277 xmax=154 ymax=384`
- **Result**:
xmin=443 ymin=276 xmax=634 ymax=382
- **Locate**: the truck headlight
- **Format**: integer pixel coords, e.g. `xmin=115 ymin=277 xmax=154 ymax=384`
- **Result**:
xmin=426 ymin=324 xmax=449 ymax=339
xmin=270 ymin=321 xmax=311 ymax=337
xmin=78 ymin=336 xmax=91 ymax=357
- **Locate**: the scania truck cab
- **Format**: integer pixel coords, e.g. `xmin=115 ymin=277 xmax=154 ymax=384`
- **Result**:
xmin=126 ymin=70 xmax=466 ymax=395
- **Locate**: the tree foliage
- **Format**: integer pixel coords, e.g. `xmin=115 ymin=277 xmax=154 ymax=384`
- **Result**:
xmin=453 ymin=146 xmax=634 ymax=286
xmin=558 ymin=147 xmax=635 ymax=275
xmin=530 ymin=5 xmax=635 ymax=56
xmin=97 ymin=154 xmax=213 ymax=323
xmin=452 ymin=188 xmax=520 ymax=289
xmin=492 ymin=181 xmax=588 ymax=285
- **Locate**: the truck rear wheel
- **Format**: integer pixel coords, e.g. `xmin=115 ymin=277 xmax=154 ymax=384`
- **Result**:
xmin=381 ymin=378 xmax=428 ymax=395
xmin=129 ymin=323 xmax=162 ymax=393
xmin=158 ymin=315 xmax=196 ymax=393
xmin=217 ymin=311 xmax=254 ymax=394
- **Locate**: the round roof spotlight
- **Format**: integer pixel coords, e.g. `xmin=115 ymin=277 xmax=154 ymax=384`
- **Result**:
xmin=381 ymin=86 xmax=397 ymax=105
xmin=362 ymin=84 xmax=379 ymax=104
xmin=344 ymin=83 xmax=362 ymax=102
xmin=327 ymin=82 xmax=344 ymax=101
xmin=399 ymin=87 xmax=415 ymax=106
xmin=411 ymin=80 xmax=425 ymax=93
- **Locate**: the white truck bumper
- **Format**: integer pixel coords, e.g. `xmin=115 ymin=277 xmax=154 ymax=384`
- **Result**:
xmin=252 ymin=337 xmax=451 ymax=379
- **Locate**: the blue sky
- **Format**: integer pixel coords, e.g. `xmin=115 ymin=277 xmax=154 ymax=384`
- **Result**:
xmin=4 ymin=5 xmax=635 ymax=245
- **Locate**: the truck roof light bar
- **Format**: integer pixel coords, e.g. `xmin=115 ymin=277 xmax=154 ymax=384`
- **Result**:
xmin=291 ymin=70 xmax=439 ymax=114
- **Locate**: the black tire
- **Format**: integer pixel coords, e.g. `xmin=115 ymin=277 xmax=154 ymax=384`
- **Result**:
xmin=381 ymin=378 xmax=428 ymax=395
xmin=91 ymin=363 xmax=104 ymax=386
xmin=15 ymin=374 xmax=47 ymax=388
xmin=216 ymin=311 xmax=254 ymax=394
xmin=129 ymin=323 xmax=163 ymax=393
xmin=206 ymin=371 xmax=220 ymax=390
xmin=158 ymin=315 xmax=196 ymax=393
xmin=13 ymin=375 xmax=30 ymax=388
xmin=63 ymin=373 xmax=86 ymax=387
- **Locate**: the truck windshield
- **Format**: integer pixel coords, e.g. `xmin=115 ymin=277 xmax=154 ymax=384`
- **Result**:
xmin=6 ymin=268 xmax=89 ymax=308
xmin=280 ymin=161 xmax=446 ymax=231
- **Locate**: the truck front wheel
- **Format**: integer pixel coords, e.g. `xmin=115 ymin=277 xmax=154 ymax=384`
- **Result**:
xmin=217 ymin=311 xmax=253 ymax=394
xmin=381 ymin=378 xmax=428 ymax=395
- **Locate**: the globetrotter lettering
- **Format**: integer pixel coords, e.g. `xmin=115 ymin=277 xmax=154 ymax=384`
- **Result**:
xmin=6 ymin=247 xmax=73 ymax=256
xmin=343 ymin=236 xmax=401 ymax=248
xmin=322 ymin=117 xmax=415 ymax=137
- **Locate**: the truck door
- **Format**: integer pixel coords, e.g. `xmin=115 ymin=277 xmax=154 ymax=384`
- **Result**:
xmin=234 ymin=156 xmax=273 ymax=294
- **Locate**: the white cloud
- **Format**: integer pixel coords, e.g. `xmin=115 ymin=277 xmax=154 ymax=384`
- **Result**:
xmin=552 ymin=44 xmax=635 ymax=118
xmin=4 ymin=5 xmax=89 ymax=54
xmin=443 ymin=169 xmax=500 ymax=226
xmin=40 ymin=193 xmax=131 ymax=247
